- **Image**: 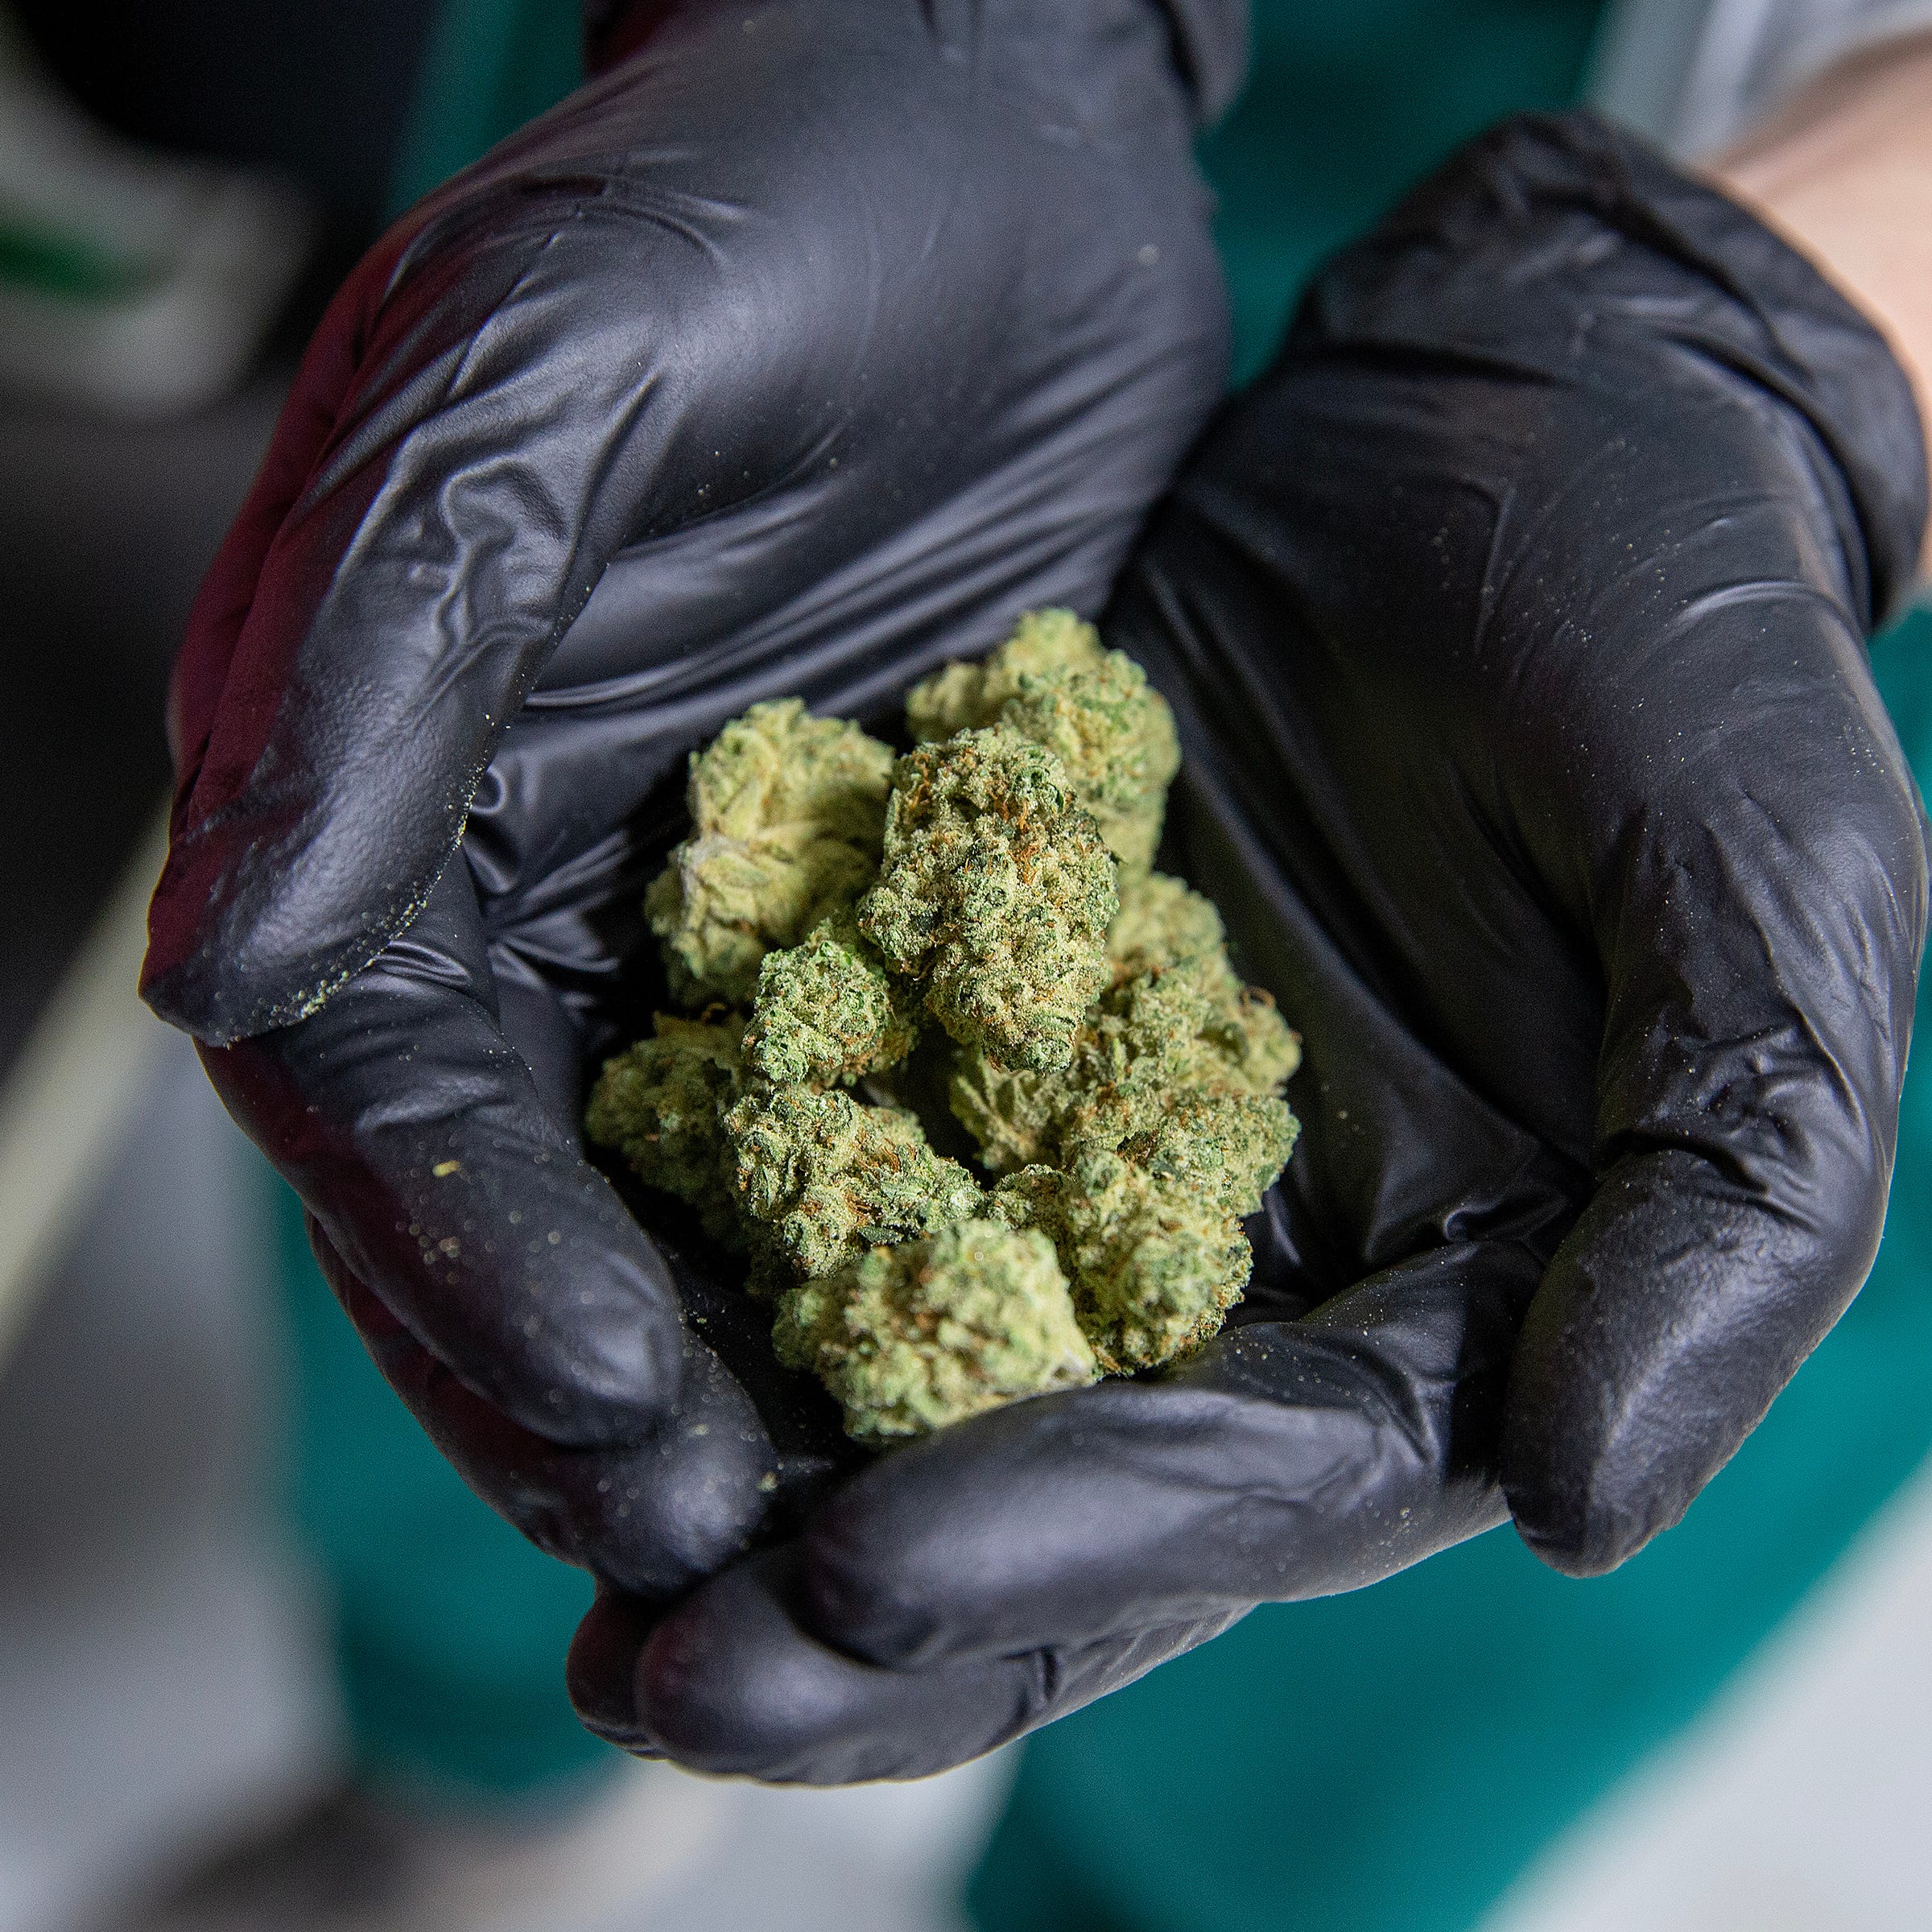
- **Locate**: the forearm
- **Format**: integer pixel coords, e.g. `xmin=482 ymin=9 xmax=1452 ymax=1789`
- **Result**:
xmin=1709 ymin=31 xmax=1932 ymax=574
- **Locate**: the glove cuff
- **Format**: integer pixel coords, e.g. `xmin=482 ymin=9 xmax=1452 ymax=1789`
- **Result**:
xmin=585 ymin=0 xmax=1250 ymax=127
xmin=1290 ymin=111 xmax=1929 ymax=629
xmin=1154 ymin=0 xmax=1249 ymax=125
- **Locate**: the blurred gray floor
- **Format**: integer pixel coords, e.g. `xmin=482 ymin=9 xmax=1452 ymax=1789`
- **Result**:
xmin=0 ymin=1030 xmax=343 ymax=1930
xmin=0 ymin=378 xmax=344 ymax=1927
xmin=0 ymin=382 xmax=287 ymax=1085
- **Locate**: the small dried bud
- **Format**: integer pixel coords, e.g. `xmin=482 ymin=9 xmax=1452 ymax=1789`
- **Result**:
xmin=909 ymin=610 xmax=1179 ymax=875
xmin=999 ymin=651 xmax=1179 ymax=876
xmin=950 ymin=954 xmax=1297 ymax=1181
xmin=742 ymin=910 xmax=920 ymax=1089
xmin=1117 ymin=1092 xmax=1300 ymax=1220
xmin=774 ymin=1219 xmax=1096 ymax=1440
xmin=1110 ymin=870 xmax=1301 ymax=1093
xmin=905 ymin=608 xmax=1106 ymax=744
xmin=584 ymin=1014 xmax=747 ymax=1247
xmin=992 ymin=1150 xmax=1251 ymax=1374
xmin=646 ymin=699 xmax=894 ymax=1005
xmin=1107 ymin=868 xmax=1226 ymax=979
xmin=859 ymin=725 xmax=1117 ymax=1072
xmin=724 ymin=1085 xmax=984 ymax=1280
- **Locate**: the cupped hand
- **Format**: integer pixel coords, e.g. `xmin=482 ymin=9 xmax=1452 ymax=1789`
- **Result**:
xmin=142 ymin=0 xmax=1238 ymax=1600
xmin=583 ymin=111 xmax=1930 ymax=1776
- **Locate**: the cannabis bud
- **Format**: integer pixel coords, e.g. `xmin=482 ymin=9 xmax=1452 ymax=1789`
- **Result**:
xmin=586 ymin=612 xmax=1302 ymax=1443
xmin=773 ymin=1220 xmax=1098 ymax=1441
xmin=741 ymin=910 xmax=919 ymax=1091
xmin=723 ymin=1084 xmax=985 ymax=1282
xmin=645 ymin=698 xmax=894 ymax=1005
xmin=859 ymin=725 xmax=1117 ymax=1073
xmin=582 ymin=1013 xmax=745 ymax=1248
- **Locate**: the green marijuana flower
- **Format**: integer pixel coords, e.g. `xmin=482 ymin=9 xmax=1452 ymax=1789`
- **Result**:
xmin=906 ymin=608 xmax=1180 ymax=874
xmin=645 ymin=698 xmax=895 ymax=1005
xmin=722 ymin=1084 xmax=985 ymax=1282
xmin=773 ymin=1219 xmax=1098 ymax=1441
xmin=741 ymin=909 xmax=919 ymax=1091
xmin=586 ymin=613 xmax=1301 ymax=1441
xmin=583 ymin=1013 xmax=746 ymax=1247
xmin=858 ymin=725 xmax=1117 ymax=1074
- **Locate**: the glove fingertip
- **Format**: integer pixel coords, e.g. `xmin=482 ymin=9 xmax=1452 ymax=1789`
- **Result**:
xmin=1501 ymin=1315 xmax=1698 ymax=1579
xmin=634 ymin=1554 xmax=864 ymax=1781
xmin=1504 ymin=1465 xmax=1665 ymax=1579
xmin=568 ymin=1588 xmax=660 ymax=1750
xmin=139 ymin=888 xmax=262 ymax=1048
xmin=142 ymin=830 xmax=440 ymax=1046
xmin=799 ymin=1505 xmax=952 ymax=1670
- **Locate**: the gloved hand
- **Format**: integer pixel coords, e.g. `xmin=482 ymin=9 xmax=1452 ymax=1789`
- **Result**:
xmin=572 ymin=112 xmax=1931 ymax=1780
xmin=139 ymin=0 xmax=1244 ymax=1600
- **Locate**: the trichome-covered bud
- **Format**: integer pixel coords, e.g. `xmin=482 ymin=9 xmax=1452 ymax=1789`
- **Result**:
xmin=1110 ymin=870 xmax=1302 ymax=1096
xmin=992 ymin=1150 xmax=1252 ymax=1374
xmin=859 ymin=725 xmax=1117 ymax=1073
xmin=1108 ymin=869 xmax=1225 ymax=979
xmin=1117 ymin=1092 xmax=1299 ymax=1220
xmin=594 ymin=621 xmax=1308 ymax=1426
xmin=908 ymin=611 xmax=1180 ymax=875
xmin=645 ymin=699 xmax=894 ymax=1005
xmin=950 ymin=959 xmax=1297 ymax=1178
xmin=723 ymin=1085 xmax=985 ymax=1280
xmin=584 ymin=1013 xmax=747 ymax=1247
xmin=905 ymin=608 xmax=1106 ymax=743
xmin=999 ymin=651 xmax=1179 ymax=875
xmin=773 ymin=1219 xmax=1096 ymax=1440
xmin=1199 ymin=965 xmax=1301 ymax=1099
xmin=742 ymin=910 xmax=920 ymax=1090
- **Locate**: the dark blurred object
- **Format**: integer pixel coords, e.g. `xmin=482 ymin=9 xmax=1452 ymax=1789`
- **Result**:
xmin=89 ymin=1781 xmax=418 ymax=1931
xmin=0 ymin=379 xmax=282 ymax=1085
xmin=11 ymin=0 xmax=440 ymax=227
xmin=0 ymin=0 xmax=405 ymax=1063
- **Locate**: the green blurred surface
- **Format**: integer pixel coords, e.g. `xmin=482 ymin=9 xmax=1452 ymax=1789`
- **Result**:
xmin=386 ymin=0 xmax=582 ymax=217
xmin=0 ymin=224 xmax=155 ymax=301
xmin=1203 ymin=0 xmax=1604 ymax=382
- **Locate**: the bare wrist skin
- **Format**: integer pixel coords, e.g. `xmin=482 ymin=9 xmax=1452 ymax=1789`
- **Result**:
xmin=1709 ymin=31 xmax=1932 ymax=575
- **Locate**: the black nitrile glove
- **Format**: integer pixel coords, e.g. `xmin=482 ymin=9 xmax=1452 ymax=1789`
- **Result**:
xmin=140 ymin=0 xmax=1243 ymax=1600
xmin=571 ymin=113 xmax=1931 ymax=1781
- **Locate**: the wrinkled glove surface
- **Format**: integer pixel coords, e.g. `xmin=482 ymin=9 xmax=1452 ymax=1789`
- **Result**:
xmin=571 ymin=112 xmax=1932 ymax=1782
xmin=140 ymin=0 xmax=1237 ymax=1600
